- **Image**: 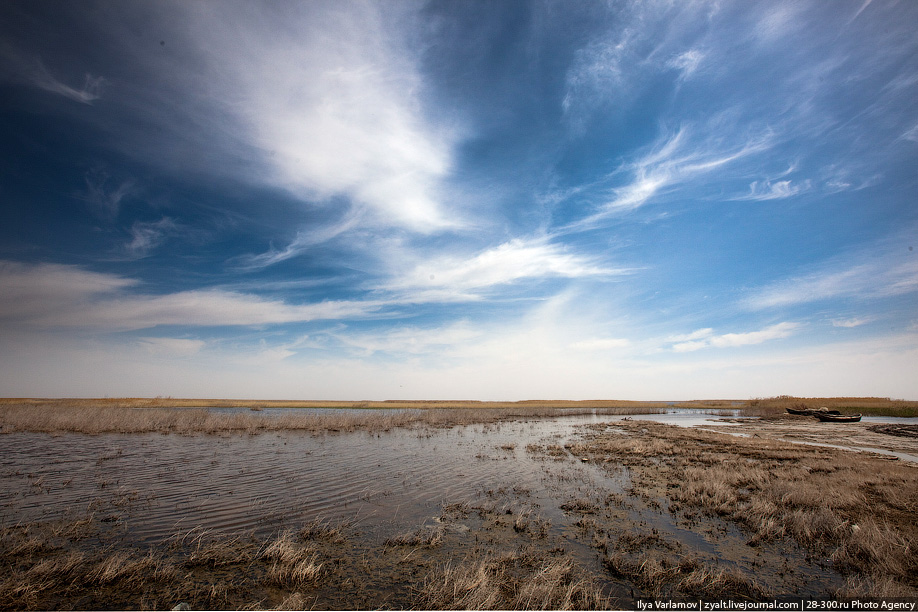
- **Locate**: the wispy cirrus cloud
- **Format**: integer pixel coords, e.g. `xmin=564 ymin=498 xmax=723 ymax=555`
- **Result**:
xmin=81 ymin=169 xmax=135 ymax=219
xmin=384 ymin=238 xmax=626 ymax=301
xmin=831 ymin=317 xmax=873 ymax=329
xmin=124 ymin=218 xmax=179 ymax=259
xmin=744 ymin=229 xmax=918 ymax=311
xmin=570 ymin=124 xmax=773 ymax=226
xmin=31 ymin=64 xmax=105 ymax=104
xmin=736 ymin=179 xmax=811 ymax=201
xmin=233 ymin=211 xmax=364 ymax=270
xmin=0 ymin=43 xmax=105 ymax=104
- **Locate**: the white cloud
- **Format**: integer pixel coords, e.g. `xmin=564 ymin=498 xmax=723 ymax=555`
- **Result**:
xmin=0 ymin=260 xmax=381 ymax=331
xmin=572 ymin=124 xmax=773 ymax=223
xmin=0 ymin=46 xmax=105 ymax=104
xmin=745 ymin=249 xmax=918 ymax=310
xmin=32 ymin=66 xmax=105 ymax=104
xmin=900 ymin=122 xmax=918 ymax=143
xmin=831 ymin=317 xmax=873 ymax=328
xmin=234 ymin=211 xmax=363 ymax=270
xmin=667 ymin=49 xmax=704 ymax=81
xmin=181 ymin=3 xmax=459 ymax=232
xmin=125 ymin=218 xmax=178 ymax=259
xmin=670 ymin=322 xmax=800 ymax=352
xmin=737 ymin=179 xmax=810 ymax=201
xmin=667 ymin=328 xmax=714 ymax=343
xmin=570 ymin=338 xmax=630 ymax=351
xmin=386 ymin=238 xmax=624 ymax=299
xmin=138 ymin=337 xmax=206 ymax=357
xmin=332 ymin=321 xmax=483 ymax=357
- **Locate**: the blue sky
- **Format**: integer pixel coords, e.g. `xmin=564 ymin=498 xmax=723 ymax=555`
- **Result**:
xmin=1 ymin=0 xmax=916 ymax=400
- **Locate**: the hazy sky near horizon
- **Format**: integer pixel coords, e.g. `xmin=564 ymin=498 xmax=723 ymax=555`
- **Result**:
xmin=1 ymin=0 xmax=916 ymax=400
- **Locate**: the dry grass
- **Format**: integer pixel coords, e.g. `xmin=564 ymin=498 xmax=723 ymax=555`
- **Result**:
xmin=88 ymin=549 xmax=176 ymax=586
xmin=572 ymin=421 xmax=918 ymax=592
xmin=385 ymin=525 xmax=445 ymax=548
xmin=298 ymin=518 xmax=348 ymax=544
xmin=0 ymin=399 xmax=672 ymax=435
xmin=170 ymin=528 xmax=256 ymax=567
xmin=259 ymin=530 xmax=324 ymax=588
xmin=419 ymin=551 xmax=610 ymax=610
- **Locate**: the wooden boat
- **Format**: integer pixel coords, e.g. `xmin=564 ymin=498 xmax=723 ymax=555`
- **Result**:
xmin=787 ymin=407 xmax=841 ymax=416
xmin=814 ymin=413 xmax=862 ymax=423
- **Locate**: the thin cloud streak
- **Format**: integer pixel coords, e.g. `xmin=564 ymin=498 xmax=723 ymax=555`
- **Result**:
xmin=567 ymin=124 xmax=774 ymax=229
xmin=745 ymin=255 xmax=918 ymax=310
xmin=670 ymin=322 xmax=800 ymax=352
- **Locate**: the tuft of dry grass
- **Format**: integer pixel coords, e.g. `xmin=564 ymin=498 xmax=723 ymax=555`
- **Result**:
xmin=88 ymin=549 xmax=176 ymax=587
xmin=259 ymin=530 xmax=324 ymax=588
xmin=419 ymin=552 xmax=609 ymax=610
xmin=170 ymin=528 xmax=256 ymax=568
xmin=385 ymin=525 xmax=445 ymax=548
xmin=298 ymin=518 xmax=349 ymax=544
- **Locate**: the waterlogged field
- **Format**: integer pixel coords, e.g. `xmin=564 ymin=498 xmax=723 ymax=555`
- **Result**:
xmin=0 ymin=403 xmax=916 ymax=610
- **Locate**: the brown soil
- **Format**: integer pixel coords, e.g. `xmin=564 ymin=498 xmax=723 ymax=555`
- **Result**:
xmin=867 ymin=424 xmax=918 ymax=439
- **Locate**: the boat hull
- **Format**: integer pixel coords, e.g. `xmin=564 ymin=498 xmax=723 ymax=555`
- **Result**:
xmin=814 ymin=413 xmax=862 ymax=423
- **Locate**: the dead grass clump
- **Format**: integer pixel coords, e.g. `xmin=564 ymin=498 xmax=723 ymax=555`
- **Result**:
xmin=89 ymin=549 xmax=175 ymax=587
xmin=0 ymin=570 xmax=53 ymax=611
xmin=830 ymin=519 xmax=915 ymax=578
xmin=441 ymin=501 xmax=471 ymax=520
xmin=260 ymin=530 xmax=323 ymax=588
xmin=511 ymin=509 xmax=550 ymax=538
xmin=385 ymin=525 xmax=445 ymax=548
xmin=27 ymin=551 xmax=86 ymax=582
xmin=299 ymin=518 xmax=348 ymax=544
xmin=676 ymin=563 xmax=765 ymax=599
xmin=604 ymin=552 xmax=682 ymax=597
xmin=835 ymin=574 xmax=918 ymax=598
xmin=604 ymin=552 xmax=763 ymax=600
xmin=559 ymin=497 xmax=600 ymax=515
xmin=419 ymin=553 xmax=609 ymax=610
xmin=180 ymin=531 xmax=256 ymax=567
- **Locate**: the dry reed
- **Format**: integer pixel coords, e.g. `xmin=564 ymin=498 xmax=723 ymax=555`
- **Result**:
xmin=419 ymin=552 xmax=609 ymax=610
xmin=0 ymin=400 xmax=669 ymax=435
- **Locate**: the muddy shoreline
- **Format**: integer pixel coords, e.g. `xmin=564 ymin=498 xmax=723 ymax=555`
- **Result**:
xmin=1 ymin=413 xmax=916 ymax=609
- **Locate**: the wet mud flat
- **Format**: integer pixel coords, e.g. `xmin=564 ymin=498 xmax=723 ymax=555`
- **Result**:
xmin=1 ymin=415 xmax=916 ymax=609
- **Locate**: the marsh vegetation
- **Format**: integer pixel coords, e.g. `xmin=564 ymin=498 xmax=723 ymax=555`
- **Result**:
xmin=1 ymin=398 xmax=916 ymax=609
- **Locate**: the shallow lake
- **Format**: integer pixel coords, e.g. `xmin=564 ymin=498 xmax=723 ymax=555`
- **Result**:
xmin=0 ymin=411 xmax=750 ymax=541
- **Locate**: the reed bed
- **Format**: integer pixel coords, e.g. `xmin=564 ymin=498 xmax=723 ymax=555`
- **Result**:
xmin=742 ymin=395 xmax=918 ymax=417
xmin=0 ymin=400 xmax=669 ymax=435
